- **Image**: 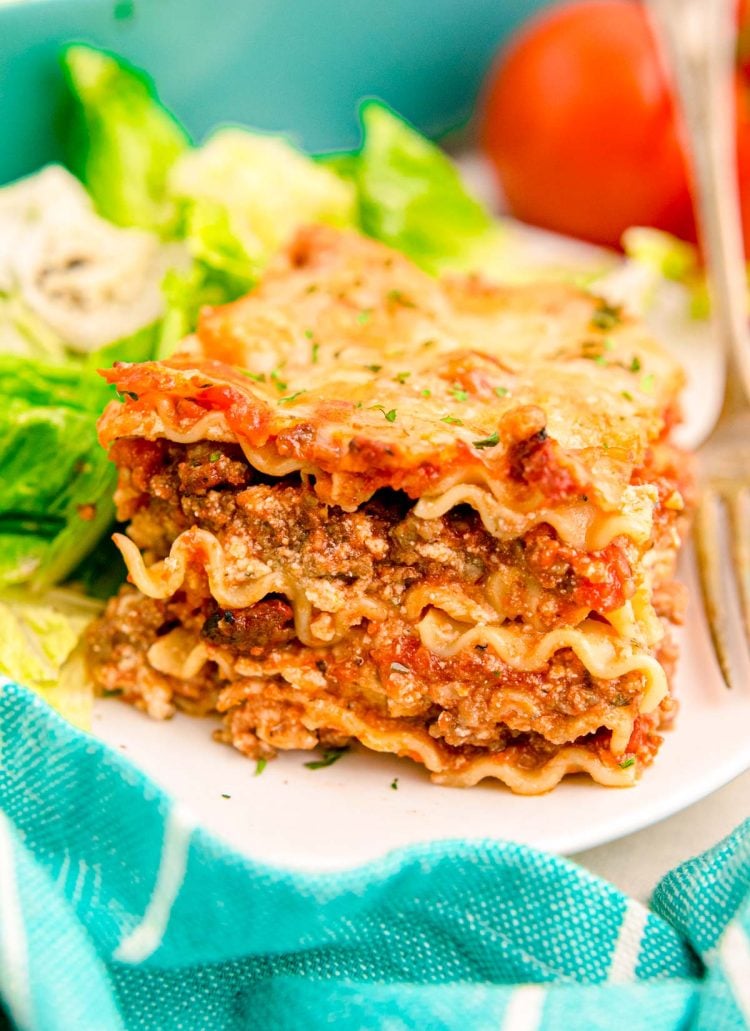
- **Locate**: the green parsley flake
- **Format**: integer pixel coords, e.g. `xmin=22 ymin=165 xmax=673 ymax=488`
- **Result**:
xmin=209 ymin=451 xmax=221 ymax=462
xmin=242 ymin=371 xmax=266 ymax=383
xmin=390 ymin=661 xmax=411 ymax=674
xmin=441 ymin=415 xmax=463 ymax=426
xmin=365 ymin=364 xmax=383 ymax=373
xmin=270 ymin=370 xmax=288 ymax=392
xmin=618 ymin=757 xmax=636 ymax=769
xmin=621 ymin=390 xmax=634 ymax=402
xmin=395 ymin=371 xmax=411 ymax=384
xmin=594 ymin=355 xmax=607 ymax=366
xmin=357 ymin=309 xmax=373 ymax=325
xmin=304 ymin=748 xmax=348 ymax=770
xmin=630 ymin=356 xmax=642 ymax=373
xmin=494 ymin=386 xmax=509 ymax=398
xmin=255 ymin=758 xmax=267 ymax=776
xmin=450 ymin=384 xmax=469 ymax=402
xmin=370 ymin=405 xmax=397 ymax=422
xmin=304 ymin=328 xmax=314 ymax=339
xmin=640 ymin=373 xmax=655 ymax=393
xmin=386 ymin=289 xmax=416 ymax=308
xmin=279 ymin=391 xmax=305 ymax=405
xmin=591 ymin=301 xmax=622 ymax=331
xmin=221 ymin=792 xmax=231 ymax=799
xmin=311 ymin=342 xmax=320 ymax=364
xmin=391 ymin=778 xmax=399 ymax=790
xmin=420 ymin=389 xmax=432 ymax=398
xmin=473 ymin=431 xmax=500 ymax=449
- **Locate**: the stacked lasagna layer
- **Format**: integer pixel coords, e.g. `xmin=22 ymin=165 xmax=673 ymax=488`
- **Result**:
xmin=86 ymin=226 xmax=691 ymax=792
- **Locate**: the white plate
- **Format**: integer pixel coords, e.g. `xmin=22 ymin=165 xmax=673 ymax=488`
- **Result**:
xmin=92 ymin=211 xmax=745 ymax=871
xmin=93 ymin=549 xmax=750 ymax=871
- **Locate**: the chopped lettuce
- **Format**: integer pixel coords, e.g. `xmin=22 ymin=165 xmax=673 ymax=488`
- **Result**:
xmin=336 ymin=102 xmax=501 ymax=275
xmin=621 ymin=227 xmax=709 ymax=319
xmin=61 ymin=44 xmax=190 ymax=235
xmin=151 ymin=129 xmax=358 ymax=356
xmin=0 ymin=589 xmax=101 ymax=728
xmin=0 ymin=323 xmax=156 ymax=592
xmin=170 ymin=129 xmax=356 ymax=265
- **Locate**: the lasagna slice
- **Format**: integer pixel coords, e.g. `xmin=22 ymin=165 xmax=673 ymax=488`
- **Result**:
xmin=86 ymin=226 xmax=692 ymax=793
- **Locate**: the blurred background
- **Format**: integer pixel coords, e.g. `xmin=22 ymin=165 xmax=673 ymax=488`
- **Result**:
xmin=4 ymin=0 xmax=748 ymax=256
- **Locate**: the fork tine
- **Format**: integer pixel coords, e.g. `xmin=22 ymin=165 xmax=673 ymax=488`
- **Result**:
xmin=693 ymin=489 xmax=735 ymax=688
xmin=727 ymin=485 xmax=750 ymax=649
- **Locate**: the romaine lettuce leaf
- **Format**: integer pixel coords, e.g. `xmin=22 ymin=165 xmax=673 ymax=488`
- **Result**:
xmin=0 ymin=589 xmax=101 ymax=728
xmin=61 ymin=44 xmax=190 ymax=235
xmin=169 ymin=129 xmax=355 ymax=268
xmin=621 ymin=227 xmax=709 ymax=319
xmin=343 ymin=102 xmax=499 ymax=274
xmin=152 ymin=129 xmax=357 ymax=356
xmin=0 ymin=323 xmax=156 ymax=592
xmin=0 ymin=391 xmax=116 ymax=591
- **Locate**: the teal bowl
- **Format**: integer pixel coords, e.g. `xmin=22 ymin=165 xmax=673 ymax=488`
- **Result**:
xmin=0 ymin=0 xmax=552 ymax=184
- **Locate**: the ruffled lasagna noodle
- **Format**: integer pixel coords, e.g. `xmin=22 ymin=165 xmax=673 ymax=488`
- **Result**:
xmin=86 ymin=225 xmax=692 ymax=792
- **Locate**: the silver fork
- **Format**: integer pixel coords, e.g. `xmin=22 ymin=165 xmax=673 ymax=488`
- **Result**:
xmin=647 ymin=0 xmax=750 ymax=688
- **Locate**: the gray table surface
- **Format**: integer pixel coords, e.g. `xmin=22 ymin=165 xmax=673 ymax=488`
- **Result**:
xmin=573 ymin=769 xmax=749 ymax=901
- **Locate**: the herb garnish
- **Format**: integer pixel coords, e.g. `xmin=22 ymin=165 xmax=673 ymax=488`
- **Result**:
xmin=304 ymin=748 xmax=348 ymax=770
xmin=209 ymin=451 xmax=221 ymax=462
xmin=473 ymin=431 xmax=500 ymax=449
xmin=441 ymin=415 xmax=464 ymax=426
xmin=279 ymin=391 xmax=305 ymax=405
xmin=420 ymin=388 xmax=432 ymax=398
xmin=391 ymin=778 xmax=399 ymax=790
xmin=221 ymin=793 xmax=231 ymax=799
xmin=618 ymin=757 xmax=636 ymax=769
xmin=370 ymin=405 xmax=397 ymax=422
xmin=304 ymin=328 xmax=314 ymax=339
xmin=630 ymin=356 xmax=642 ymax=373
xmin=640 ymin=373 xmax=655 ymax=393
xmin=591 ymin=301 xmax=622 ymax=331
xmin=450 ymin=384 xmax=469 ymax=402
xmin=311 ymin=342 xmax=320 ymax=364
xmin=494 ymin=386 xmax=509 ymax=398
xmin=255 ymin=758 xmax=267 ymax=776
xmin=242 ymin=371 xmax=266 ymax=383
xmin=357 ymin=309 xmax=373 ymax=325
xmin=390 ymin=661 xmax=411 ymax=674
xmin=621 ymin=390 xmax=634 ymax=402
xmin=386 ymin=289 xmax=416 ymax=308
xmin=270 ymin=370 xmax=288 ymax=392
xmin=365 ymin=364 xmax=383 ymax=373
xmin=395 ymin=371 xmax=411 ymax=384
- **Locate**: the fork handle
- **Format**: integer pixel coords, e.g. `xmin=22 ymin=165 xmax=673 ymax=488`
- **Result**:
xmin=647 ymin=0 xmax=750 ymax=409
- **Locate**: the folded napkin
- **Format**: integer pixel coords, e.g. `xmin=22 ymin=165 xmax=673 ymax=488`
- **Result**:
xmin=0 ymin=679 xmax=748 ymax=1031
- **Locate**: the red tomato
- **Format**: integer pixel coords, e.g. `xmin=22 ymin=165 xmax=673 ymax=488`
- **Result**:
xmin=481 ymin=0 xmax=750 ymax=250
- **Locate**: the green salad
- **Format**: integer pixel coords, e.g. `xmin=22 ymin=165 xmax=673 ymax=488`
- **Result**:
xmin=0 ymin=44 xmax=707 ymax=725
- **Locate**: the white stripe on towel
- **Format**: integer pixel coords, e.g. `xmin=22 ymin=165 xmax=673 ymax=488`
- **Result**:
xmin=719 ymin=922 xmax=750 ymax=1021
xmin=501 ymin=984 xmax=545 ymax=1031
xmin=114 ymin=804 xmax=194 ymax=963
xmin=608 ymin=899 xmax=649 ymax=982
xmin=0 ymin=812 xmax=33 ymax=1030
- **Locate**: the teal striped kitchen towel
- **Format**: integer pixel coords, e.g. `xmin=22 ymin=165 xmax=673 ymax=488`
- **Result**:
xmin=0 ymin=678 xmax=748 ymax=1030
